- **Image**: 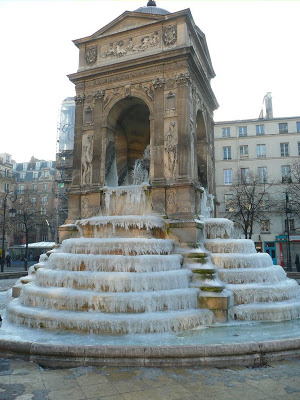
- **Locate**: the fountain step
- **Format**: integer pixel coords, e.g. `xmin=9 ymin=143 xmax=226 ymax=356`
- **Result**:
xmin=227 ymin=279 xmax=300 ymax=305
xmin=61 ymin=238 xmax=174 ymax=255
xmin=229 ymin=298 xmax=300 ymax=321
xmin=205 ymin=239 xmax=256 ymax=254
xmin=210 ymin=253 xmax=273 ymax=269
xmin=35 ymin=268 xmax=191 ymax=292
xmin=7 ymin=301 xmax=215 ymax=334
xmin=204 ymin=218 xmax=234 ymax=239
xmin=48 ymin=253 xmax=183 ymax=273
xmin=76 ymin=215 xmax=165 ymax=239
xmin=219 ymin=266 xmax=287 ymax=284
xmin=20 ymin=284 xmax=199 ymax=313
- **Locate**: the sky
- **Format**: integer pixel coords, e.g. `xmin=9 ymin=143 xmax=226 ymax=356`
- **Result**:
xmin=1 ymin=0 xmax=300 ymax=163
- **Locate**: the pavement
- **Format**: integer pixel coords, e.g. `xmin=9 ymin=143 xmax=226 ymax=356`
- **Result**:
xmin=0 ymin=357 xmax=300 ymax=400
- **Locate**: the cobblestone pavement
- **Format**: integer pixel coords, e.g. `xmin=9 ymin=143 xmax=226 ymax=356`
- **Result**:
xmin=0 ymin=358 xmax=299 ymax=400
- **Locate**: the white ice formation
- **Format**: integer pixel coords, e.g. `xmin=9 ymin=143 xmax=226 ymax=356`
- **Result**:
xmin=204 ymin=218 xmax=300 ymax=322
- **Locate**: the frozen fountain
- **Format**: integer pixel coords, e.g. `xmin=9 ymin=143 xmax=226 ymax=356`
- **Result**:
xmin=1 ymin=2 xmax=300 ymax=367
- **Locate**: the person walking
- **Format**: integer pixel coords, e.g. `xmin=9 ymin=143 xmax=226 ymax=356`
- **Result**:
xmin=6 ymin=254 xmax=12 ymax=268
xmin=295 ymin=254 xmax=300 ymax=272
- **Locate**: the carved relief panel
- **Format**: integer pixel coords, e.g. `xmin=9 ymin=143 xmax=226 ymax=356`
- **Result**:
xmin=81 ymin=133 xmax=94 ymax=185
xmin=164 ymin=121 xmax=178 ymax=180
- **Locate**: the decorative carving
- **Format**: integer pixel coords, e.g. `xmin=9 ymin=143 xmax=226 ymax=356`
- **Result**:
xmin=166 ymin=78 xmax=175 ymax=89
xmin=125 ymin=85 xmax=131 ymax=98
xmin=82 ymin=133 xmax=93 ymax=185
xmin=74 ymin=94 xmax=85 ymax=104
xmin=166 ymin=91 xmax=176 ymax=110
xmin=152 ymin=77 xmax=165 ymax=90
xmin=164 ymin=121 xmax=178 ymax=178
xmin=86 ymin=95 xmax=93 ymax=103
xmin=101 ymin=32 xmax=159 ymax=60
xmin=75 ymin=83 xmax=85 ymax=90
xmin=81 ymin=197 xmax=89 ymax=218
xmin=94 ymin=66 xmax=163 ymax=86
xmin=166 ymin=190 xmax=177 ymax=213
xmin=84 ymin=106 xmax=93 ymax=125
xmin=140 ymin=84 xmax=154 ymax=101
xmin=163 ymin=25 xmax=177 ymax=46
xmin=85 ymin=45 xmax=98 ymax=64
xmin=176 ymin=72 xmax=191 ymax=85
xmin=93 ymin=90 xmax=105 ymax=100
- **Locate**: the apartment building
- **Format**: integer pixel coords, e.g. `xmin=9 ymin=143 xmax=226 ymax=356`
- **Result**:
xmin=214 ymin=111 xmax=300 ymax=267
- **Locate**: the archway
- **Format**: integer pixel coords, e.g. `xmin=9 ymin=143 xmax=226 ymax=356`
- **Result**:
xmin=105 ymin=97 xmax=150 ymax=186
xmin=196 ymin=110 xmax=208 ymax=186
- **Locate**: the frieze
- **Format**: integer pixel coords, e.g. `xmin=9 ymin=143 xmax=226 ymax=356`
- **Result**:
xmin=163 ymin=25 xmax=177 ymax=46
xmin=85 ymin=45 xmax=98 ymax=65
xmin=94 ymin=66 xmax=163 ymax=86
xmin=75 ymin=83 xmax=85 ymax=91
xmin=152 ymin=77 xmax=165 ymax=90
xmin=101 ymin=31 xmax=159 ymax=60
xmin=74 ymin=94 xmax=85 ymax=104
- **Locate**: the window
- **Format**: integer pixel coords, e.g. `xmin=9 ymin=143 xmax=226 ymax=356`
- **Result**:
xmin=44 ymin=171 xmax=49 ymax=178
xmin=33 ymin=172 xmax=38 ymax=180
xmin=47 ymin=161 xmax=52 ymax=168
xmin=260 ymin=193 xmax=269 ymax=208
xmin=41 ymin=196 xmax=47 ymax=204
xmin=35 ymin=162 xmax=41 ymax=170
xmin=256 ymin=125 xmax=264 ymax=135
xmin=240 ymin=145 xmax=248 ymax=156
xmin=41 ymin=235 xmax=48 ymax=242
xmin=224 ymin=169 xmax=232 ymax=185
xmin=241 ymin=168 xmax=250 ymax=183
xmin=285 ymin=219 xmax=295 ymax=232
xmin=257 ymin=144 xmax=266 ymax=158
xmin=258 ymin=167 xmax=267 ymax=183
xmin=280 ymin=143 xmax=289 ymax=157
xmin=279 ymin=123 xmax=288 ymax=133
xmin=18 ymin=185 xmax=24 ymax=194
xmin=32 ymin=184 xmax=37 ymax=191
xmin=42 ymin=183 xmax=48 ymax=191
xmin=41 ymin=208 xmax=47 ymax=215
xmin=31 ymin=197 xmax=36 ymax=204
xmin=20 ymin=172 xmax=26 ymax=180
xmin=223 ymin=146 xmax=231 ymax=160
xmin=6 ymin=154 xmax=11 ymax=163
xmin=297 ymin=122 xmax=300 ymax=133
xmin=281 ymin=165 xmax=291 ymax=182
xmin=18 ymin=197 xmax=23 ymax=205
xmin=224 ymin=194 xmax=233 ymax=211
xmin=23 ymin=162 xmax=28 ymax=170
xmin=4 ymin=183 xmax=9 ymax=193
xmin=238 ymin=126 xmax=247 ymax=136
xmin=261 ymin=220 xmax=270 ymax=233
xmin=222 ymin=127 xmax=230 ymax=137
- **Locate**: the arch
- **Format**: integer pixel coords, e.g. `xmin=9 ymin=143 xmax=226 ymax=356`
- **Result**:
xmin=105 ymin=96 xmax=151 ymax=186
xmin=196 ymin=110 xmax=208 ymax=186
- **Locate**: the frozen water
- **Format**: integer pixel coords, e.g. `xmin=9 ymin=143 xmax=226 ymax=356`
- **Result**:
xmin=204 ymin=218 xmax=234 ymax=239
xmin=205 ymin=239 xmax=256 ymax=254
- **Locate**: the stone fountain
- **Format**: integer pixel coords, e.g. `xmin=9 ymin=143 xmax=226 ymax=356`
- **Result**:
xmin=3 ymin=2 xmax=300 ymax=366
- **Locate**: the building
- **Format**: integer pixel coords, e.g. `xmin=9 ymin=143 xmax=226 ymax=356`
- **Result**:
xmin=214 ymin=94 xmax=300 ymax=267
xmin=13 ymin=157 xmax=56 ymax=245
xmin=55 ymin=97 xmax=75 ymax=229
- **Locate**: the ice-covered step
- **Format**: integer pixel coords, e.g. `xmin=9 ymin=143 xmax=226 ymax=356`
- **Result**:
xmin=227 ymin=279 xmax=300 ymax=305
xmin=20 ymin=284 xmax=199 ymax=313
xmin=76 ymin=215 xmax=166 ymax=239
xmin=35 ymin=268 xmax=191 ymax=292
xmin=7 ymin=301 xmax=215 ymax=334
xmin=205 ymin=239 xmax=256 ymax=254
xmin=204 ymin=218 xmax=234 ymax=239
xmin=229 ymin=298 xmax=300 ymax=322
xmin=219 ymin=265 xmax=287 ymax=284
xmin=61 ymin=238 xmax=174 ymax=255
xmin=210 ymin=253 xmax=273 ymax=269
xmin=48 ymin=253 xmax=183 ymax=273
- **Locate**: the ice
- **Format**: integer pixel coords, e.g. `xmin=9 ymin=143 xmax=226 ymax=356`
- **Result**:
xmin=219 ymin=265 xmax=287 ymax=284
xmin=204 ymin=218 xmax=234 ymax=239
xmin=35 ymin=268 xmax=191 ymax=292
xmin=61 ymin=238 xmax=174 ymax=256
xmin=199 ymin=188 xmax=214 ymax=219
xmin=205 ymin=239 xmax=256 ymax=254
xmin=210 ymin=253 xmax=273 ymax=269
xmin=48 ymin=253 xmax=183 ymax=273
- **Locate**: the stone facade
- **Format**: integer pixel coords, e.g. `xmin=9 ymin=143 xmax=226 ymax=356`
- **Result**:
xmin=66 ymin=6 xmax=218 ymax=228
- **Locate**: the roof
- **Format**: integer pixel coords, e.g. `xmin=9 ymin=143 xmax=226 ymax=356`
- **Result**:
xmin=134 ymin=6 xmax=170 ymax=15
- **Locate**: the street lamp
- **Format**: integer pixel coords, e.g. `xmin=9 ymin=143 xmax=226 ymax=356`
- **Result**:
xmin=1 ymin=191 xmax=17 ymax=273
xmin=285 ymin=191 xmax=292 ymax=272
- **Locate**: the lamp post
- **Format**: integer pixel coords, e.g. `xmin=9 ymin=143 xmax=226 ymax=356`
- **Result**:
xmin=285 ymin=191 xmax=292 ymax=272
xmin=1 ymin=191 xmax=17 ymax=273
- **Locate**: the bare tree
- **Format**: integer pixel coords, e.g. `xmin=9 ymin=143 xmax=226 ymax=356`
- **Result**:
xmin=286 ymin=159 xmax=300 ymax=219
xmin=225 ymin=171 xmax=274 ymax=239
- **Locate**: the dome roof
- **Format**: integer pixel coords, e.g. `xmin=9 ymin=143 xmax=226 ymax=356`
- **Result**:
xmin=134 ymin=4 xmax=170 ymax=15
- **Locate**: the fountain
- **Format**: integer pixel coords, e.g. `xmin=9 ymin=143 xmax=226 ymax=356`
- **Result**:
xmin=1 ymin=2 xmax=300 ymax=367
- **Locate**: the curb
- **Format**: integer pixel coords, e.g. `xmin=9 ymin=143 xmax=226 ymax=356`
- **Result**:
xmin=1 ymin=338 xmax=300 ymax=368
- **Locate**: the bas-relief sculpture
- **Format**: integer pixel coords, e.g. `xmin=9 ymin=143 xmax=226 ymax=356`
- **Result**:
xmin=81 ymin=133 xmax=93 ymax=185
xmin=164 ymin=121 xmax=177 ymax=179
